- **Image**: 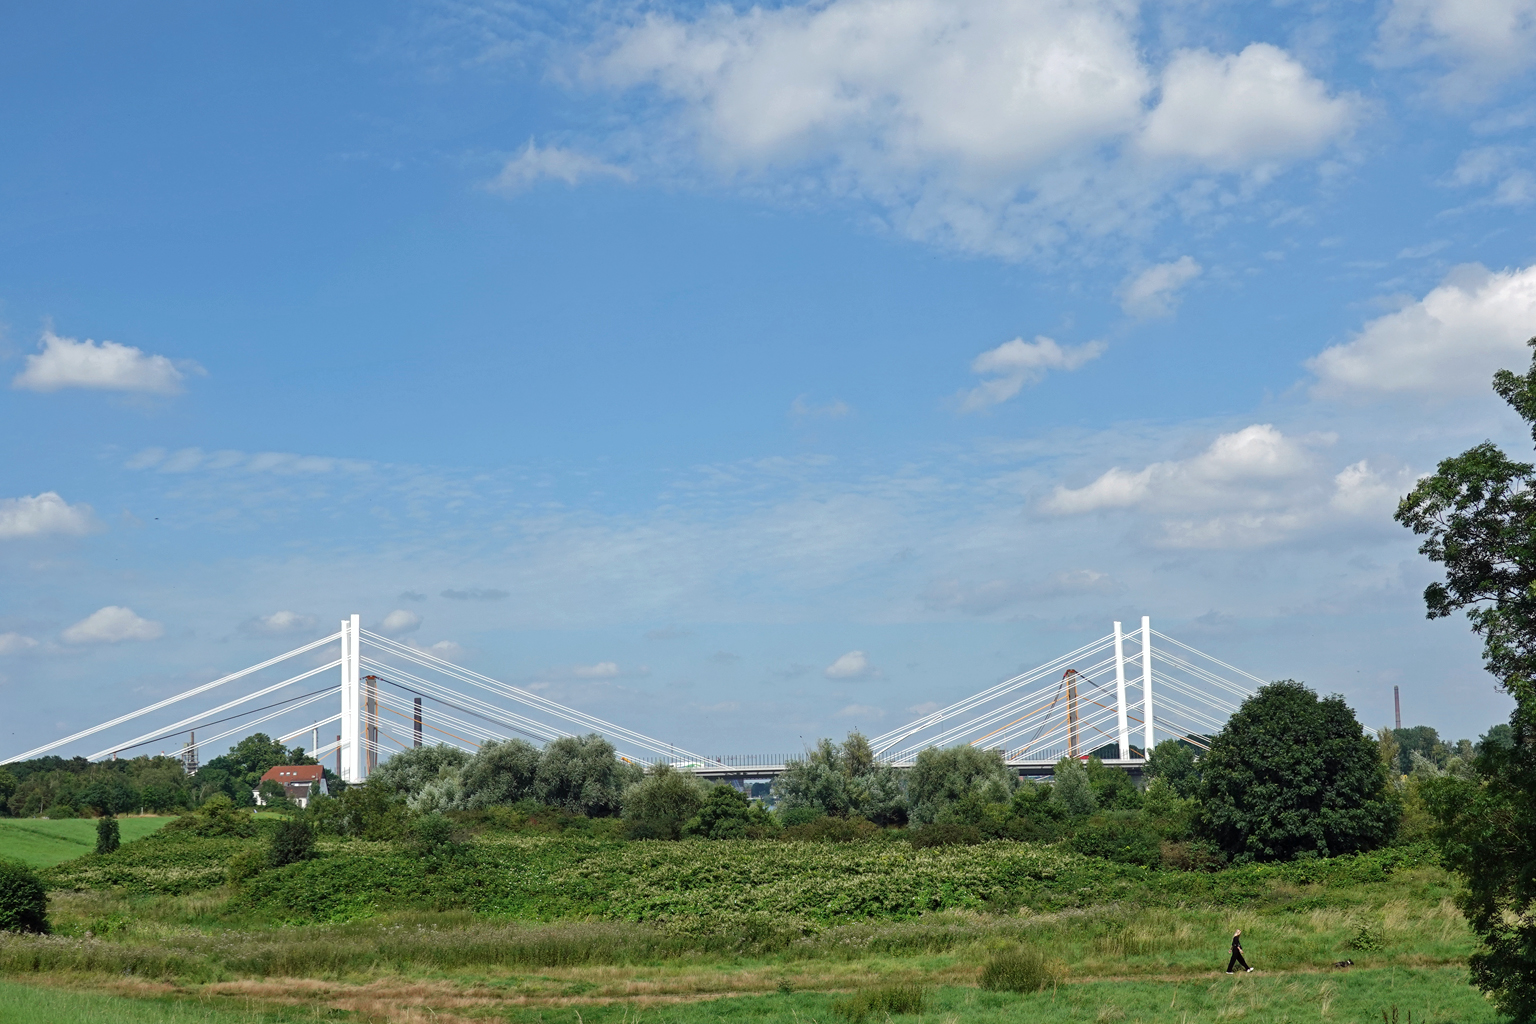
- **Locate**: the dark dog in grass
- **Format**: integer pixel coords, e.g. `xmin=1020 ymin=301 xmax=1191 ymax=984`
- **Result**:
xmin=1333 ymin=959 xmax=1354 ymax=968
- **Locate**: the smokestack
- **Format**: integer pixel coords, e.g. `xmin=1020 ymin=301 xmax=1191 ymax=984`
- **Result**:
xmin=1394 ymin=685 xmax=1401 ymax=731
xmin=414 ymin=697 xmax=423 ymax=748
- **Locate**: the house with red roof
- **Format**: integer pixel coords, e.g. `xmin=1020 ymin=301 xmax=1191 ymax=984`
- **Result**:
xmin=253 ymin=765 xmax=328 ymax=808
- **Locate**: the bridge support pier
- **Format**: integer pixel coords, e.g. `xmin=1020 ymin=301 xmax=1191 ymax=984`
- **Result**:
xmin=339 ymin=614 xmax=363 ymax=783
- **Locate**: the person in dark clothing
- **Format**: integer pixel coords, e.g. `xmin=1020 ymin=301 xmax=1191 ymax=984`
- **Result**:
xmin=1226 ymin=929 xmax=1253 ymax=973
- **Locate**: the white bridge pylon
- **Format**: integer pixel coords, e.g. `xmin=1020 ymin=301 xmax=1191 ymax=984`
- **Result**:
xmin=3 ymin=614 xmax=1265 ymax=778
xmin=870 ymin=616 xmax=1265 ymax=767
xmin=3 ymin=614 xmax=716 ymax=781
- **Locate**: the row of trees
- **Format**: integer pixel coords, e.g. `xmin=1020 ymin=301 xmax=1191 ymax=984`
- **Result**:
xmin=0 ymin=734 xmax=337 ymax=818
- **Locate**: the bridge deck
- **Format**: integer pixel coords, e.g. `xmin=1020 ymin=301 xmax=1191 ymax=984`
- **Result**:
xmin=692 ymin=757 xmax=1148 ymax=780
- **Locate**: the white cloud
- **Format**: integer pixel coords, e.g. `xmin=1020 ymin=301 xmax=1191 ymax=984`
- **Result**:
xmin=592 ymin=1 xmax=1352 ymax=256
xmin=1308 ymin=264 xmax=1536 ymax=397
xmin=960 ymin=336 xmax=1105 ymax=412
xmin=62 ymin=606 xmax=163 ymax=644
xmin=1449 ymin=146 xmax=1535 ymax=206
xmin=1376 ymin=0 xmax=1536 ymax=102
xmin=425 ymin=640 xmax=465 ymax=660
xmin=789 ymin=396 xmax=851 ymax=420
xmin=1139 ymin=45 xmax=1356 ymax=171
xmin=489 ymin=139 xmax=633 ymax=192
xmin=12 ymin=329 xmax=200 ymax=395
xmin=835 ymin=703 xmax=883 ymax=718
xmin=0 ymin=633 xmax=39 ymax=655
xmin=380 ymin=609 xmax=423 ymax=635
xmin=1046 ymin=424 xmax=1313 ymax=515
xmin=0 ymin=492 xmax=96 ymax=540
xmin=243 ymin=610 xmax=318 ymax=635
xmin=1119 ymin=256 xmax=1202 ymax=317
xmin=824 ymin=649 xmax=871 ymax=679
xmin=1330 ymin=460 xmax=1416 ymax=517
xmin=573 ymin=660 xmax=621 ymax=678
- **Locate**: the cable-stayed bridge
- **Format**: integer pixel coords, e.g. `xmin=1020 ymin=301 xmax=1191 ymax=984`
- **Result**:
xmin=2 ymin=615 xmax=1264 ymax=780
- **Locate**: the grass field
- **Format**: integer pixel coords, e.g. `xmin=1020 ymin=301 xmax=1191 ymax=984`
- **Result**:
xmin=0 ymin=816 xmax=174 ymax=868
xmin=0 ymin=825 xmax=1495 ymax=1024
xmin=0 ymin=979 xmax=327 ymax=1023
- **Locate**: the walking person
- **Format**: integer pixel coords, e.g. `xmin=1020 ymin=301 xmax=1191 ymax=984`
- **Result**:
xmin=1226 ymin=928 xmax=1253 ymax=974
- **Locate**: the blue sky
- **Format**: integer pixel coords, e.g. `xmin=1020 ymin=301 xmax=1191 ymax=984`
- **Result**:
xmin=3 ymin=0 xmax=1534 ymax=760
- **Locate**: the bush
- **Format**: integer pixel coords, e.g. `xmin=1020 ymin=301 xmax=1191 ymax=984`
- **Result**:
xmin=268 ymin=817 xmax=315 ymax=868
xmin=0 ymin=859 xmax=49 ymax=933
xmin=163 ymin=794 xmax=260 ymax=838
xmin=622 ymin=764 xmax=708 ymax=840
xmin=979 ymin=946 xmax=1058 ymax=993
xmin=831 ymin=983 xmax=926 ymax=1021
xmin=94 ymin=814 xmax=120 ymax=855
xmin=779 ymin=815 xmax=883 ymax=842
xmin=908 ymin=823 xmax=983 ymax=848
xmin=226 ymin=848 xmax=266 ymax=886
xmin=1071 ymin=816 xmax=1162 ymax=867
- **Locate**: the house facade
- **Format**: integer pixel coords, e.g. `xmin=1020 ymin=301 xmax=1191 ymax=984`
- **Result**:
xmin=253 ymin=765 xmax=328 ymax=808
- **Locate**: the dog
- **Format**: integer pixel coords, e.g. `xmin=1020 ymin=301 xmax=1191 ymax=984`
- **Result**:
xmin=1333 ymin=959 xmax=1353 ymax=968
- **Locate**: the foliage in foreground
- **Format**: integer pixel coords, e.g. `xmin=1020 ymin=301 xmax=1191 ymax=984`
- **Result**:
xmin=831 ymin=983 xmax=926 ymax=1022
xmin=0 ymin=859 xmax=48 ymax=933
xmin=979 ymin=945 xmax=1059 ymax=993
xmin=1397 ymin=336 xmax=1536 ymax=1023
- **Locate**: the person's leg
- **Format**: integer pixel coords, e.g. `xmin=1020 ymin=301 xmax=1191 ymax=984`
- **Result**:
xmin=1235 ymin=950 xmax=1250 ymax=971
xmin=1227 ymin=951 xmax=1239 ymax=973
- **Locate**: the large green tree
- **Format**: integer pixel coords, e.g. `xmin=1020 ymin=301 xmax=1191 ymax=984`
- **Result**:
xmin=772 ymin=733 xmax=907 ymax=825
xmin=1396 ymin=338 xmax=1536 ymax=1023
xmin=1199 ymin=680 xmax=1397 ymax=863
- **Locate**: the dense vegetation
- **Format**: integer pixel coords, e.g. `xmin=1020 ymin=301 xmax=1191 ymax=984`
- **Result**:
xmin=1396 ymin=336 xmax=1536 ymax=1023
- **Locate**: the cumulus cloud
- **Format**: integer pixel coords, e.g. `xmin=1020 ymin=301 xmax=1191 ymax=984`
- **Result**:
xmin=824 ymin=650 xmax=871 ymax=679
xmin=591 ymin=0 xmax=1354 ymax=256
xmin=1046 ymin=424 xmax=1312 ymax=514
xmin=380 ymin=609 xmax=422 ymax=635
xmin=573 ymin=661 xmax=621 ymax=678
xmin=1119 ymin=257 xmax=1202 ymax=317
xmin=1376 ymin=0 xmax=1536 ymax=102
xmin=0 ymin=492 xmax=96 ymax=540
xmin=242 ymin=610 xmax=318 ymax=635
xmin=0 ymin=633 xmax=39 ymax=655
xmin=1041 ymin=424 xmax=1410 ymax=547
xmin=62 ymin=606 xmax=163 ymax=644
xmin=489 ymin=139 xmax=633 ymax=192
xmin=1139 ymin=45 xmax=1356 ymax=171
xmin=959 ymin=336 xmax=1105 ymax=412
xmin=12 ymin=329 xmax=200 ymax=395
xmin=1308 ymin=264 xmax=1536 ymax=397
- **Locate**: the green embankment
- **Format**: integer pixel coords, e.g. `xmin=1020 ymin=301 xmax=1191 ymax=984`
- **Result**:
xmin=0 ymin=817 xmax=174 ymax=868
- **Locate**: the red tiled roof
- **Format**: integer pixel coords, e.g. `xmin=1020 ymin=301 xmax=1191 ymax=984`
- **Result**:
xmin=259 ymin=765 xmax=324 ymax=784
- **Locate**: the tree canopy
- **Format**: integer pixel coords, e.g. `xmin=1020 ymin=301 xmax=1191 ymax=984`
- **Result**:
xmin=1396 ymin=337 xmax=1536 ymax=1023
xmin=772 ymin=733 xmax=906 ymax=825
xmin=1199 ymin=680 xmax=1397 ymax=863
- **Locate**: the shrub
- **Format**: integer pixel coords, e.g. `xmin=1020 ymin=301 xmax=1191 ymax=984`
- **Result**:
xmin=832 ymin=983 xmax=926 ymax=1021
xmin=268 ymin=817 xmax=316 ymax=868
xmin=94 ymin=814 xmax=120 ymax=855
xmin=779 ymin=815 xmax=883 ymax=842
xmin=1071 ymin=816 xmax=1162 ymax=867
xmin=622 ymin=764 xmax=708 ymax=840
xmin=908 ymin=823 xmax=983 ymax=848
xmin=0 ymin=859 xmax=49 ymax=933
xmin=980 ymin=946 xmax=1058 ymax=993
xmin=163 ymin=794 xmax=260 ymax=838
xmin=307 ymin=782 xmax=409 ymax=839
xmin=226 ymin=848 xmax=266 ymax=886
